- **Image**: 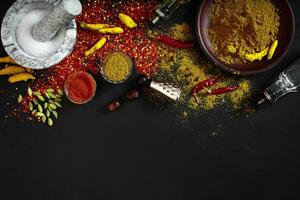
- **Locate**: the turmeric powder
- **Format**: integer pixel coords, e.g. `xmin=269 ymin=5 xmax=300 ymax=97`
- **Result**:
xmin=208 ymin=0 xmax=280 ymax=64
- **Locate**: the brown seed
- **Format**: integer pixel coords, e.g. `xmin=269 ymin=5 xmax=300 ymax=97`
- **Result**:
xmin=125 ymin=89 xmax=139 ymax=100
xmin=107 ymin=100 xmax=121 ymax=112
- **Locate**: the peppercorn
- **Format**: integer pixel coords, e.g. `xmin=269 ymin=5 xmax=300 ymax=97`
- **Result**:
xmin=137 ymin=75 xmax=152 ymax=87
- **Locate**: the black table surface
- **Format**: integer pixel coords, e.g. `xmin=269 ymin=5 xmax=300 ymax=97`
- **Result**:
xmin=1 ymin=0 xmax=300 ymax=199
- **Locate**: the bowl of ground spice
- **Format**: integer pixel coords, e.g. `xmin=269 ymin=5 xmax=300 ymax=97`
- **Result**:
xmin=64 ymin=71 xmax=97 ymax=104
xmin=101 ymin=51 xmax=133 ymax=84
xmin=196 ymin=0 xmax=295 ymax=75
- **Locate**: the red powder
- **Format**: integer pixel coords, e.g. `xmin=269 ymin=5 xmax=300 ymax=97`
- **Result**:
xmin=65 ymin=72 xmax=96 ymax=104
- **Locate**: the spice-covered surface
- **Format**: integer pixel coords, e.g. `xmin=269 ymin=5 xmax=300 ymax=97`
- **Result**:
xmin=1 ymin=0 xmax=300 ymax=199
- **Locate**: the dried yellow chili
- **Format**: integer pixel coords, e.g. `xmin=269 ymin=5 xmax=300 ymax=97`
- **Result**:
xmin=85 ymin=37 xmax=107 ymax=57
xmin=0 ymin=66 xmax=26 ymax=75
xmin=98 ymin=27 xmax=124 ymax=34
xmin=8 ymin=72 xmax=36 ymax=83
xmin=245 ymin=48 xmax=269 ymax=62
xmin=0 ymin=56 xmax=17 ymax=64
xmin=25 ymin=67 xmax=34 ymax=74
xmin=80 ymin=22 xmax=110 ymax=31
xmin=268 ymin=40 xmax=278 ymax=60
xmin=119 ymin=13 xmax=137 ymax=29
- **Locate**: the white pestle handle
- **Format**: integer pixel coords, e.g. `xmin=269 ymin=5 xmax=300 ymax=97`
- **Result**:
xmin=32 ymin=0 xmax=82 ymax=42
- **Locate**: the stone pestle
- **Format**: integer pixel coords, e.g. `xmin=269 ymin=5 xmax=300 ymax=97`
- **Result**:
xmin=32 ymin=0 xmax=82 ymax=42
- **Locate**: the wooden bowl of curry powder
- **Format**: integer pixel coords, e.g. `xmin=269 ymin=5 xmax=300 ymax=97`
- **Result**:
xmin=196 ymin=0 xmax=295 ymax=75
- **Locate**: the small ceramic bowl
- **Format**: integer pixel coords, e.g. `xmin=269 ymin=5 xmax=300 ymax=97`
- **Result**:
xmin=196 ymin=0 xmax=295 ymax=75
xmin=100 ymin=51 xmax=133 ymax=84
xmin=64 ymin=71 xmax=97 ymax=104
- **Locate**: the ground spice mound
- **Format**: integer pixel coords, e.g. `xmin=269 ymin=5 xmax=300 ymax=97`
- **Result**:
xmin=102 ymin=52 xmax=132 ymax=82
xmin=208 ymin=0 xmax=280 ymax=64
xmin=154 ymin=23 xmax=252 ymax=116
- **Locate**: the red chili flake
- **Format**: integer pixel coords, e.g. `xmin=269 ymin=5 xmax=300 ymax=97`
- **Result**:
xmin=20 ymin=0 xmax=159 ymax=114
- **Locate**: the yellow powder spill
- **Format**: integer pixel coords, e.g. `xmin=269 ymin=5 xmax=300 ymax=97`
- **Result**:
xmin=154 ymin=23 xmax=252 ymax=115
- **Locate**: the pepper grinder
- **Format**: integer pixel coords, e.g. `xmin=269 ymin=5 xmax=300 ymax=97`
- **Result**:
xmin=149 ymin=0 xmax=192 ymax=28
xmin=138 ymin=75 xmax=182 ymax=101
xmin=257 ymin=58 xmax=300 ymax=106
xmin=1 ymin=0 xmax=82 ymax=69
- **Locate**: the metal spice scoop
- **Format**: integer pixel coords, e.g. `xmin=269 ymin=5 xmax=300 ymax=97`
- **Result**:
xmin=138 ymin=75 xmax=182 ymax=101
xmin=257 ymin=58 xmax=300 ymax=105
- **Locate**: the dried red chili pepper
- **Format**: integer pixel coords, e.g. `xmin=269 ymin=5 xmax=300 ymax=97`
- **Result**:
xmin=191 ymin=76 xmax=220 ymax=104
xmin=191 ymin=76 xmax=220 ymax=95
xmin=207 ymin=85 xmax=239 ymax=95
xmin=156 ymin=35 xmax=194 ymax=49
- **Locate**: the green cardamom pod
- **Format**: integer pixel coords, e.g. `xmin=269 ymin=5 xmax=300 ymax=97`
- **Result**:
xmin=48 ymin=118 xmax=53 ymax=126
xmin=57 ymin=89 xmax=64 ymax=96
xmin=27 ymin=87 xmax=33 ymax=96
xmin=17 ymin=95 xmax=23 ymax=103
xmin=49 ymin=104 xmax=57 ymax=110
xmin=46 ymin=110 xmax=51 ymax=117
xmin=44 ymin=102 xmax=48 ymax=110
xmin=37 ymin=95 xmax=45 ymax=102
xmin=33 ymin=99 xmax=38 ymax=105
xmin=38 ymin=104 xmax=43 ymax=113
xmin=31 ymin=109 xmax=37 ymax=115
xmin=48 ymin=92 xmax=56 ymax=99
xmin=36 ymin=112 xmax=44 ymax=117
xmin=45 ymin=92 xmax=51 ymax=99
xmin=33 ymin=91 xmax=41 ymax=96
xmin=29 ymin=102 xmax=33 ymax=111
xmin=52 ymin=110 xmax=58 ymax=119
xmin=55 ymin=94 xmax=62 ymax=98
xmin=42 ymin=115 xmax=47 ymax=123
xmin=46 ymin=88 xmax=54 ymax=93
xmin=49 ymin=100 xmax=55 ymax=104
xmin=55 ymin=102 xmax=62 ymax=108
xmin=55 ymin=98 xmax=62 ymax=102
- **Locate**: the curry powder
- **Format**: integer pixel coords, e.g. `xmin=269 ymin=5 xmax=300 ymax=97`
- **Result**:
xmin=208 ymin=0 xmax=280 ymax=64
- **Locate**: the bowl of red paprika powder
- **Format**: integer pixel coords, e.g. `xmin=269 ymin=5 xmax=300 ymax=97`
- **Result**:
xmin=64 ymin=71 xmax=97 ymax=104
